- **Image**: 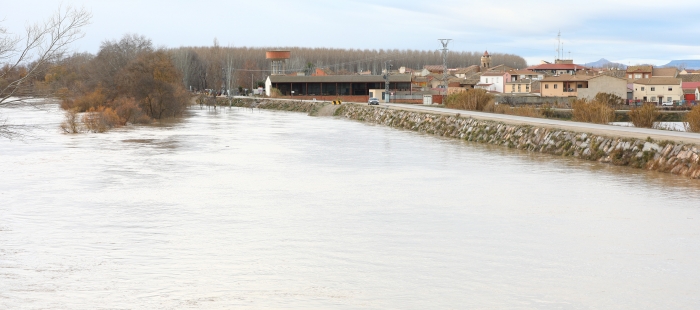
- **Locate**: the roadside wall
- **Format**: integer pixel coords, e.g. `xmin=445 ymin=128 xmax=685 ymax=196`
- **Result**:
xmin=230 ymin=99 xmax=700 ymax=179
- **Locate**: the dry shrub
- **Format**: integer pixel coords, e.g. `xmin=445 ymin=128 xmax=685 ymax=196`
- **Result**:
xmin=270 ymin=87 xmax=282 ymax=98
xmin=540 ymin=103 xmax=555 ymax=118
xmin=510 ymin=106 xmax=542 ymax=118
xmin=56 ymin=87 xmax=71 ymax=101
xmin=70 ymin=87 xmax=107 ymax=112
xmin=628 ymin=103 xmax=659 ymax=128
xmin=594 ymin=92 xmax=625 ymax=106
xmin=483 ymin=101 xmax=496 ymax=112
xmin=445 ymin=89 xmax=494 ymax=111
xmin=571 ymin=98 xmax=615 ymax=124
xmin=109 ymin=97 xmax=148 ymax=125
xmin=684 ymin=105 xmax=700 ymax=133
xmin=60 ymin=109 xmax=81 ymax=133
xmin=82 ymin=106 xmax=120 ymax=133
xmin=494 ymin=104 xmax=509 ymax=114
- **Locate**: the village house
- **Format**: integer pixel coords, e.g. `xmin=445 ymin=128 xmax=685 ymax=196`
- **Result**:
xmin=508 ymin=70 xmax=544 ymax=81
xmin=526 ymin=60 xmax=588 ymax=75
xmin=540 ymin=74 xmax=627 ymax=99
xmin=505 ymin=78 xmax=534 ymax=94
xmin=682 ymin=82 xmax=700 ymax=102
xmin=453 ymin=65 xmax=480 ymax=78
xmin=476 ymin=71 xmax=511 ymax=93
xmin=626 ymin=65 xmax=652 ymax=80
xmin=632 ymin=77 xmax=683 ymax=104
xmin=576 ymin=75 xmax=628 ymax=100
xmin=540 ymin=74 xmax=595 ymax=97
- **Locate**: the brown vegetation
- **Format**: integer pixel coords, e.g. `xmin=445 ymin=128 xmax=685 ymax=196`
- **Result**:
xmin=571 ymin=97 xmax=615 ymax=124
xmin=594 ymin=92 xmax=625 ymax=106
xmin=51 ymin=34 xmax=190 ymax=132
xmin=445 ymin=89 xmax=493 ymax=111
xmin=509 ymin=106 xmax=542 ymax=118
xmin=628 ymin=103 xmax=659 ymax=128
xmin=60 ymin=110 xmax=80 ymax=133
xmin=482 ymin=101 xmax=542 ymax=117
xmin=684 ymin=105 xmax=700 ymax=133
xmin=82 ymin=107 xmax=120 ymax=133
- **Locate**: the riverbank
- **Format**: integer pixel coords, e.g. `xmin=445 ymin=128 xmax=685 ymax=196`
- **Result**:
xmin=229 ymin=98 xmax=700 ymax=179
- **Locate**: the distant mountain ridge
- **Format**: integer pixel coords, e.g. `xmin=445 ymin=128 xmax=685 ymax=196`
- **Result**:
xmin=663 ymin=60 xmax=700 ymax=70
xmin=584 ymin=58 xmax=627 ymax=69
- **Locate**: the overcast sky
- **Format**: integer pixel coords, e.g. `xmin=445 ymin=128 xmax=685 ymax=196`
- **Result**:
xmin=3 ymin=0 xmax=700 ymax=66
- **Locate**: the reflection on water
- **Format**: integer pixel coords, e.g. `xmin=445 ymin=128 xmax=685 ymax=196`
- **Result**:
xmin=1 ymin=103 xmax=700 ymax=309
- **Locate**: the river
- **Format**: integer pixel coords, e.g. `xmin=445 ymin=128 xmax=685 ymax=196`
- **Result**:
xmin=2 ymin=103 xmax=700 ymax=309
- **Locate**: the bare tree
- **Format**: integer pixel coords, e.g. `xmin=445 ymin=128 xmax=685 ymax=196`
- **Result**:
xmin=1 ymin=5 xmax=91 ymax=104
xmin=0 ymin=5 xmax=91 ymax=138
xmin=91 ymin=33 xmax=153 ymax=98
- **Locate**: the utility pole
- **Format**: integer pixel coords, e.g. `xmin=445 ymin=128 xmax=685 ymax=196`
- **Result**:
xmin=439 ymin=39 xmax=451 ymax=97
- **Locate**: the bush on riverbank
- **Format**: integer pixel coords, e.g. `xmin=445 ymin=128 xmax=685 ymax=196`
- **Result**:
xmin=445 ymin=89 xmax=493 ymax=111
xmin=54 ymin=35 xmax=189 ymax=133
xmin=82 ymin=106 xmax=120 ymax=133
xmin=571 ymin=98 xmax=615 ymax=124
xmin=685 ymin=105 xmax=700 ymax=133
xmin=628 ymin=103 xmax=659 ymax=128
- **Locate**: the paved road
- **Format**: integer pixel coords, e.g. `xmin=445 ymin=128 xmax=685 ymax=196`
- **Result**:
xmin=240 ymin=96 xmax=700 ymax=145
xmin=371 ymin=103 xmax=700 ymax=145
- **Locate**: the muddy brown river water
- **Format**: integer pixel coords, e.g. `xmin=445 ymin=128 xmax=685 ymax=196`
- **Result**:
xmin=1 ymin=103 xmax=700 ymax=309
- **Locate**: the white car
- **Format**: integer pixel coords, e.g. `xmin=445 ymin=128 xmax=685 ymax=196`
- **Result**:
xmin=661 ymin=101 xmax=674 ymax=106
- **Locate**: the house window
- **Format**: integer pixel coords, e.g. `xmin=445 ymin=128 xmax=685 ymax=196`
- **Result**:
xmin=628 ymin=74 xmax=632 ymax=78
xmin=667 ymin=97 xmax=672 ymax=102
xmin=635 ymin=74 xmax=642 ymax=78
xmin=651 ymin=87 xmax=655 ymax=91
xmin=668 ymin=87 xmax=673 ymax=91
xmin=577 ymin=84 xmax=583 ymax=88
xmin=545 ymin=84 xmax=549 ymax=89
xmin=644 ymin=74 xmax=649 ymax=78
xmin=526 ymin=85 xmax=530 ymax=91
xmin=554 ymin=84 xmax=558 ymax=89
xmin=643 ymin=96 xmax=648 ymax=101
xmin=641 ymin=87 xmax=645 ymax=91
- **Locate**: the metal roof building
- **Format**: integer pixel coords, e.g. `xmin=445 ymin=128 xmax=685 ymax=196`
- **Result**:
xmin=265 ymin=74 xmax=412 ymax=97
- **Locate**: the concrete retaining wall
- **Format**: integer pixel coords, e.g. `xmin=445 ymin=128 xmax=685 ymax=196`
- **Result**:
xmin=230 ymin=99 xmax=700 ymax=179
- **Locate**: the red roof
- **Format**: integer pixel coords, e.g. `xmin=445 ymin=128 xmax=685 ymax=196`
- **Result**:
xmin=526 ymin=63 xmax=588 ymax=70
xmin=682 ymin=82 xmax=700 ymax=89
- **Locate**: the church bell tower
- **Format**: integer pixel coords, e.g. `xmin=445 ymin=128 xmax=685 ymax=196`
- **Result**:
xmin=481 ymin=50 xmax=491 ymax=70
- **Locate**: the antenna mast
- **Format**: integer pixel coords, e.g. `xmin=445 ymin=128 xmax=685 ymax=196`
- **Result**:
xmin=438 ymin=39 xmax=451 ymax=91
xmin=556 ymin=31 xmax=561 ymax=60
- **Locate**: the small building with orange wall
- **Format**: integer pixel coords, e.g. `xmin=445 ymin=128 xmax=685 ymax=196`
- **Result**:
xmin=540 ymin=74 xmax=595 ymax=97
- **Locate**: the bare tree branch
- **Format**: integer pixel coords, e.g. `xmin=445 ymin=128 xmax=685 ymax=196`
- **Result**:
xmin=0 ymin=5 xmax=91 ymax=105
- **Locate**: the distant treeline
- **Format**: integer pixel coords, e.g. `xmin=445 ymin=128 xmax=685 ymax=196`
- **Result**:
xmin=169 ymin=45 xmax=528 ymax=92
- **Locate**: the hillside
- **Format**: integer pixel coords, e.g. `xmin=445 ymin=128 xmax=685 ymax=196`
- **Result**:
xmin=584 ymin=58 xmax=627 ymax=69
xmin=663 ymin=60 xmax=700 ymax=69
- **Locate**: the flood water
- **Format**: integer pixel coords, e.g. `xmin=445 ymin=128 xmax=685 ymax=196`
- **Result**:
xmin=2 ymin=103 xmax=700 ymax=309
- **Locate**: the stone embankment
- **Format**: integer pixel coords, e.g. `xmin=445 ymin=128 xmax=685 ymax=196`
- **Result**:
xmin=230 ymin=99 xmax=700 ymax=179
